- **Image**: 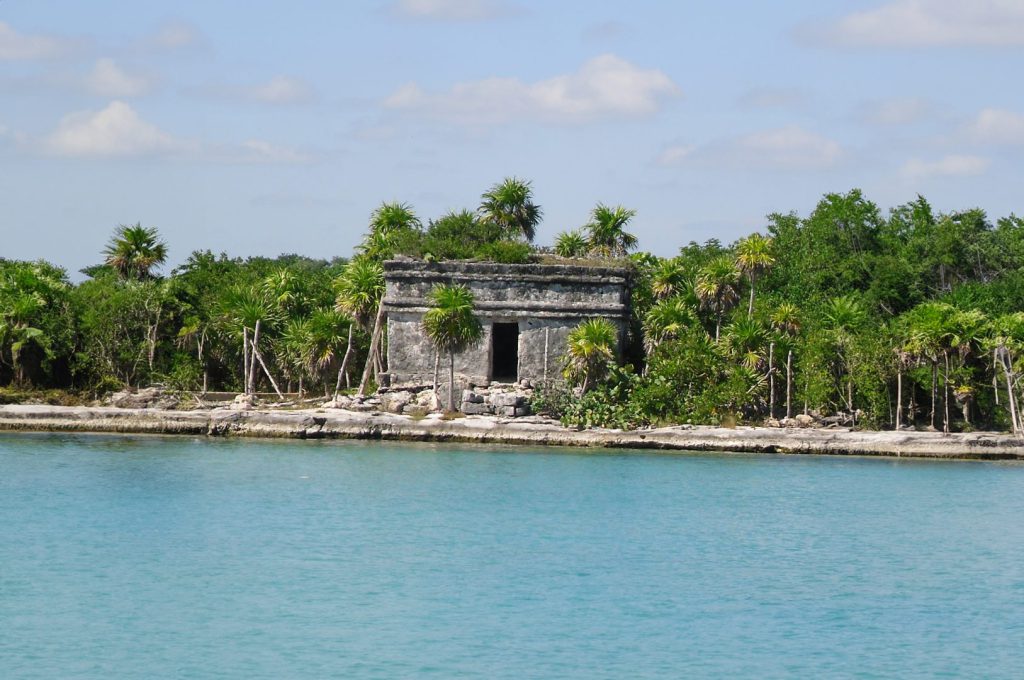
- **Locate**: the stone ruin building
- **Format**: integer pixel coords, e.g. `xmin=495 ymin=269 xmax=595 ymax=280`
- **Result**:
xmin=381 ymin=259 xmax=632 ymax=410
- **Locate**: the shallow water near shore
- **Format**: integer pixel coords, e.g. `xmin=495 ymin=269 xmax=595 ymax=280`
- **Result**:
xmin=2 ymin=434 xmax=1023 ymax=679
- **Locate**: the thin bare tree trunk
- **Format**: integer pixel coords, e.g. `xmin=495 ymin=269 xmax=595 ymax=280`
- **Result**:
xmin=448 ymin=349 xmax=456 ymax=412
xmin=358 ymin=301 xmax=386 ymax=397
xmin=943 ymin=352 xmax=951 ymax=433
xmin=768 ymin=341 xmax=775 ymax=418
xmin=786 ymin=350 xmax=793 ymax=419
xmin=1001 ymin=351 xmax=1019 ymax=435
xmin=253 ymin=346 xmax=283 ymax=399
xmin=432 ymin=350 xmax=440 ymax=393
xmin=748 ymin=282 xmax=755 ymax=317
xmin=334 ymin=324 xmax=355 ymax=398
xmin=930 ymin=362 xmax=937 ymax=429
xmin=896 ymin=369 xmax=903 ymax=430
xmin=249 ymin=320 xmax=262 ymax=396
xmin=243 ymin=327 xmax=250 ymax=395
xmin=993 ymin=349 xmax=1000 ymax=406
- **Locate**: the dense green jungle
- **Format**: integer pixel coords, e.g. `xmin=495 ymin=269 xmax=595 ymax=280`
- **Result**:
xmin=4 ymin=178 xmax=1024 ymax=433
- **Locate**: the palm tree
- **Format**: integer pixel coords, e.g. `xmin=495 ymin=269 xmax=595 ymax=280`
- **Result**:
xmin=642 ymin=297 xmax=698 ymax=356
xmin=221 ymin=285 xmax=283 ymax=396
xmin=422 ymin=284 xmax=483 ymax=412
xmin=694 ymin=256 xmax=740 ymax=341
xmin=735 ymin=233 xmax=775 ymax=317
xmin=563 ymin=318 xmax=618 ymax=394
xmin=554 ymin=229 xmax=588 ymax=258
xmin=989 ymin=313 xmax=1024 ymax=434
xmin=0 ymin=294 xmax=48 ymax=386
xmin=304 ymin=307 xmax=352 ymax=394
xmin=333 ymin=258 xmax=385 ymax=395
xmin=769 ymin=303 xmax=801 ymax=418
xmin=102 ymin=223 xmax=168 ymax=280
xmin=649 ymin=258 xmax=688 ymax=301
xmin=479 ymin=177 xmax=542 ymax=242
xmin=584 ymin=204 xmax=638 ymax=257
xmin=823 ymin=294 xmax=867 ymax=418
xmin=722 ymin=316 xmax=769 ymax=372
xmin=370 ymin=201 xmax=421 ymax=236
xmin=902 ymin=302 xmax=954 ymax=430
xmin=356 ymin=202 xmax=421 ymax=261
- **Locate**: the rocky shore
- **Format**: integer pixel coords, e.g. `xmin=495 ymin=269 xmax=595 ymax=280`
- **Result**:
xmin=2 ymin=403 xmax=1024 ymax=460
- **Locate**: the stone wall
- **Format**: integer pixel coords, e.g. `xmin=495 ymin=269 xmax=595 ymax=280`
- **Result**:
xmin=383 ymin=259 xmax=631 ymax=390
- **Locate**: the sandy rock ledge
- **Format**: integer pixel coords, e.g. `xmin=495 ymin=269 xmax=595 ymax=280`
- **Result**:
xmin=1 ymin=404 xmax=1023 ymax=461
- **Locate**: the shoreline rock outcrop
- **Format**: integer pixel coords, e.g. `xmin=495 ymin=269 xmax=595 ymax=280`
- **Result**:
xmin=2 ymin=404 xmax=1024 ymax=461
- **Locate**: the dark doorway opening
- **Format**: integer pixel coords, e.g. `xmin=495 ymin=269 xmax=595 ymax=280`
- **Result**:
xmin=491 ymin=323 xmax=519 ymax=382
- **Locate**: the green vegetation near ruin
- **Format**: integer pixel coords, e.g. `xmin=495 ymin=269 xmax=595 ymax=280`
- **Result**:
xmin=4 ymin=178 xmax=1024 ymax=433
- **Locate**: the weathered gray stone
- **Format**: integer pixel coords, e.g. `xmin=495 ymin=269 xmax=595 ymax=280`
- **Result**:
xmin=383 ymin=261 xmax=631 ymax=387
xmin=491 ymin=393 xmax=524 ymax=408
xmin=462 ymin=390 xmax=484 ymax=404
xmin=403 ymin=404 xmax=430 ymax=418
xmin=230 ymin=394 xmax=257 ymax=411
xmin=794 ymin=414 xmax=815 ymax=428
xmin=380 ymin=390 xmax=412 ymax=414
xmin=460 ymin=402 xmax=492 ymax=415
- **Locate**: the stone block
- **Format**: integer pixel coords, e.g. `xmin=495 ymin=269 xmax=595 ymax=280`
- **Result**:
xmin=491 ymin=393 xmax=523 ymax=408
xmin=380 ymin=390 xmax=412 ymax=414
xmin=403 ymin=404 xmax=430 ymax=417
xmin=794 ymin=414 xmax=815 ymax=428
xmin=462 ymin=390 xmax=484 ymax=404
xmin=460 ymin=402 xmax=492 ymax=415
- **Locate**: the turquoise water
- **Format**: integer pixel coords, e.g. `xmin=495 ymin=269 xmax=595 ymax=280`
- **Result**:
xmin=2 ymin=435 xmax=1023 ymax=679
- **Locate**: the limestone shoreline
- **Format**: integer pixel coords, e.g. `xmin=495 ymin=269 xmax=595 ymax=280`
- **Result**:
xmin=2 ymin=404 xmax=1023 ymax=461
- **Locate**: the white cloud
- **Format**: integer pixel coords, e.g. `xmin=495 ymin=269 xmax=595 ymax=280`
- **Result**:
xmin=0 ymin=21 xmax=70 ymax=60
xmin=737 ymin=88 xmax=806 ymax=110
xmin=804 ymin=0 xmax=1024 ymax=48
xmin=656 ymin=126 xmax=843 ymax=170
xmin=231 ymin=140 xmax=314 ymax=164
xmin=389 ymin=0 xmax=518 ymax=21
xmin=44 ymin=101 xmax=186 ymax=157
xmin=655 ymin=144 xmax=695 ymax=166
xmin=249 ymin=76 xmax=315 ymax=104
xmin=901 ymin=154 xmax=990 ymax=178
xmin=85 ymin=58 xmax=153 ymax=97
xmin=190 ymin=76 xmax=317 ymax=105
xmin=731 ymin=126 xmax=842 ymax=169
xmin=148 ymin=20 xmax=203 ymax=49
xmin=41 ymin=101 xmax=311 ymax=164
xmin=861 ymin=97 xmax=931 ymax=125
xmin=967 ymin=108 xmax=1024 ymax=144
xmin=384 ymin=54 xmax=680 ymax=124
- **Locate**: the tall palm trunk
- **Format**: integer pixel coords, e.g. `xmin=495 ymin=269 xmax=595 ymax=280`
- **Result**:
xmin=248 ymin=319 xmax=262 ymax=395
xmin=448 ymin=349 xmax=456 ymax=412
xmin=334 ymin=324 xmax=355 ymax=398
xmin=768 ymin=341 xmax=775 ymax=418
xmin=943 ymin=352 xmax=951 ymax=433
xmin=243 ymin=327 xmax=250 ymax=394
xmin=433 ymin=350 xmax=440 ymax=393
xmin=747 ymin=281 xmax=755 ymax=317
xmin=1002 ymin=350 xmax=1021 ymax=435
xmin=785 ymin=350 xmax=793 ymax=419
xmin=896 ymin=369 xmax=902 ymax=430
xmin=930 ymin=361 xmax=938 ymax=429
xmin=358 ymin=301 xmax=386 ymax=397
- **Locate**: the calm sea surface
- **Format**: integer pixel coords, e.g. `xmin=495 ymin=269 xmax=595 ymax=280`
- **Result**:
xmin=2 ymin=434 xmax=1023 ymax=679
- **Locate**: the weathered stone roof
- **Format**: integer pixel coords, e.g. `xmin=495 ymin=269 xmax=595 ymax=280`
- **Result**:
xmin=382 ymin=259 xmax=632 ymax=320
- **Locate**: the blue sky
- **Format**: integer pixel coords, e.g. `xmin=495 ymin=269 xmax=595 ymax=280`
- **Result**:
xmin=2 ymin=0 xmax=1024 ymax=275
